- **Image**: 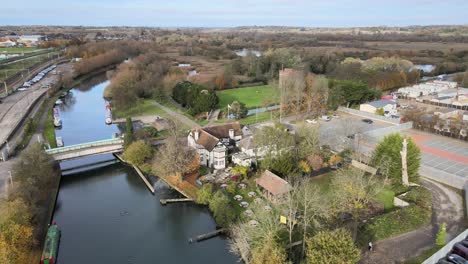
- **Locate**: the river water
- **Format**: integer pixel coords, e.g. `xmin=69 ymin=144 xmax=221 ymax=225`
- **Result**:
xmin=52 ymin=75 xmax=238 ymax=264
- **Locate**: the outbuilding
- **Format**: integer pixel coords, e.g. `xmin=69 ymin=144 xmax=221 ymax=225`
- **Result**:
xmin=360 ymin=100 xmax=397 ymax=114
xmin=255 ymin=170 xmax=292 ymax=203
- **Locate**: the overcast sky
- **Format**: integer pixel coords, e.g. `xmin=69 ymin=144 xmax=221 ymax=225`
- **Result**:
xmin=1 ymin=0 xmax=467 ymax=27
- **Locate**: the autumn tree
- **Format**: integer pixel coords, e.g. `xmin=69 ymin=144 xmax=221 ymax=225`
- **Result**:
xmin=0 ymin=199 xmax=35 ymax=264
xmin=11 ymin=143 xmax=59 ymax=210
xmin=306 ymin=229 xmax=360 ymax=264
xmin=331 ymin=168 xmax=385 ymax=240
xmin=295 ymin=124 xmax=320 ymax=159
xmin=152 ymin=124 xmax=198 ymax=182
xmin=304 ymin=74 xmax=329 ymax=116
xmin=195 ymin=183 xmax=214 ymax=205
xmin=123 ymin=140 xmax=153 ymax=166
xmin=253 ymin=123 xmax=296 ymax=175
xmin=251 ymin=238 xmax=289 ymax=264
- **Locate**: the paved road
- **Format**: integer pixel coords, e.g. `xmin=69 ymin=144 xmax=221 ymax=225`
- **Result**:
xmin=0 ymin=64 xmax=69 ymax=153
xmin=152 ymin=101 xmax=201 ymax=129
xmin=360 ymin=178 xmax=465 ymax=263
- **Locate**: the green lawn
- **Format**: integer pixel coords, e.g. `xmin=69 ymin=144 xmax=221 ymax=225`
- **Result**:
xmin=113 ymin=99 xmax=190 ymax=131
xmin=113 ymin=99 xmax=167 ymax=118
xmin=217 ymin=85 xmax=278 ymax=109
xmin=375 ymin=188 xmax=395 ymax=211
xmin=0 ymin=47 xmax=41 ymax=54
xmin=359 ymin=187 xmax=432 ymax=243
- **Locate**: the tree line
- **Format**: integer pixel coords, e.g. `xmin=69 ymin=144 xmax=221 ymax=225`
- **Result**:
xmin=0 ymin=144 xmax=60 ymax=264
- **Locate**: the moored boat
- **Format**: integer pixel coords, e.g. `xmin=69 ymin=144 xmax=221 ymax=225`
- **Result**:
xmin=105 ymin=102 xmax=112 ymax=125
xmin=40 ymin=223 xmax=61 ymax=264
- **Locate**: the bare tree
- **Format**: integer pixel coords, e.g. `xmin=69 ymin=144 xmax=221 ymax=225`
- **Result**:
xmin=151 ymin=122 xmax=197 ymax=182
xmin=400 ymin=139 xmax=410 ymax=186
xmin=331 ymin=168 xmax=386 ymax=240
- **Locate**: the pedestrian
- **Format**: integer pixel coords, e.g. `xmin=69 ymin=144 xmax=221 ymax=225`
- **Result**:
xmin=368 ymin=242 xmax=373 ymax=251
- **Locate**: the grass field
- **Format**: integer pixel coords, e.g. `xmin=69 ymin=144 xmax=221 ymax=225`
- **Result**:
xmin=217 ymin=85 xmax=278 ymax=109
xmin=0 ymin=53 xmax=56 ymax=83
xmin=113 ymin=99 xmax=190 ymax=130
xmin=113 ymin=99 xmax=167 ymax=118
xmin=0 ymin=47 xmax=41 ymax=54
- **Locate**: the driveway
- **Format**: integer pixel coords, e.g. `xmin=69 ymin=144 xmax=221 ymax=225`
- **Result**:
xmin=360 ymin=178 xmax=466 ymax=263
xmin=152 ymin=101 xmax=200 ymax=129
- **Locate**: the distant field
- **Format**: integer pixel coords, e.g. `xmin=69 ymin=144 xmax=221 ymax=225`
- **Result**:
xmin=0 ymin=47 xmax=40 ymax=54
xmin=0 ymin=53 xmax=54 ymax=83
xmin=217 ymin=85 xmax=278 ymax=109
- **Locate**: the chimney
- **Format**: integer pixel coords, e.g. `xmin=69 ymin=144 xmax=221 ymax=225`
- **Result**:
xmin=194 ymin=130 xmax=199 ymax=141
xmin=229 ymin=129 xmax=234 ymax=139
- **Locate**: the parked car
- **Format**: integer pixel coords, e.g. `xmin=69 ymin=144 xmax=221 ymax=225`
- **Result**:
xmin=446 ymin=254 xmax=467 ymax=264
xmin=453 ymin=243 xmax=468 ymax=259
xmin=439 ymin=259 xmax=454 ymax=264
xmin=17 ymin=88 xmax=28 ymax=91
xmin=460 ymin=240 xmax=468 ymax=248
xmin=362 ymin=119 xmax=373 ymax=124
xmin=306 ymin=119 xmax=317 ymax=124
xmin=332 ymin=113 xmax=340 ymax=118
xmin=320 ymin=115 xmax=331 ymax=121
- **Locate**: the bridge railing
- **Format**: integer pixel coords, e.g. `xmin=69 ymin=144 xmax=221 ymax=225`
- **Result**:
xmin=45 ymin=138 xmax=123 ymax=155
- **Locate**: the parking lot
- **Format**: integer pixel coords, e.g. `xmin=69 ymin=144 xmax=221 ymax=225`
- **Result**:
xmin=403 ymin=129 xmax=468 ymax=178
xmin=302 ymin=112 xmax=393 ymax=149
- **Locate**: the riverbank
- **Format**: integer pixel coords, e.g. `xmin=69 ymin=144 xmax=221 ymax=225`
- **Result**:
xmin=43 ymin=65 xmax=116 ymax=147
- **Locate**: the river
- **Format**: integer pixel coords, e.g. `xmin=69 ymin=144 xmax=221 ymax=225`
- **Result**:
xmin=52 ymin=75 xmax=238 ymax=264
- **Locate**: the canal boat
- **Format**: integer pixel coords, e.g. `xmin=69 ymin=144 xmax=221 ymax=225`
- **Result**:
xmin=105 ymin=103 xmax=112 ymax=125
xmin=56 ymin=137 xmax=64 ymax=147
xmin=40 ymin=223 xmax=61 ymax=264
xmin=53 ymin=118 xmax=62 ymax=128
xmin=53 ymin=107 xmax=62 ymax=128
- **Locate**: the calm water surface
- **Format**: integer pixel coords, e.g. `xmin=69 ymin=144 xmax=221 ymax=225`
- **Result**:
xmin=52 ymin=76 xmax=238 ymax=264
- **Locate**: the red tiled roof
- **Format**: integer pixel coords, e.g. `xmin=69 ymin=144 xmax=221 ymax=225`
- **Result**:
xmin=255 ymin=170 xmax=292 ymax=196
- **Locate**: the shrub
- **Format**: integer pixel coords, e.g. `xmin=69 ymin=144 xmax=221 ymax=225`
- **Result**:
xmin=196 ymin=183 xmax=213 ymax=205
xmin=122 ymin=140 xmax=153 ymax=166
xmin=231 ymin=165 xmax=249 ymax=180
xmin=436 ymin=223 xmax=447 ymax=247
xmin=209 ymin=191 xmax=236 ymax=227
xmin=403 ymin=187 xmax=432 ymax=209
xmin=362 ymin=205 xmax=431 ymax=241
xmin=306 ymin=229 xmax=360 ymax=264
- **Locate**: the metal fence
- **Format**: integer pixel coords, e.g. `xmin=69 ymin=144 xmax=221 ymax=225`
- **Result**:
xmin=45 ymin=138 xmax=123 ymax=155
xmin=422 ymin=229 xmax=468 ymax=264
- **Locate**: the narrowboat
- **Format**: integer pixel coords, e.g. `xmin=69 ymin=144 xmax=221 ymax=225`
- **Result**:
xmin=40 ymin=223 xmax=60 ymax=264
